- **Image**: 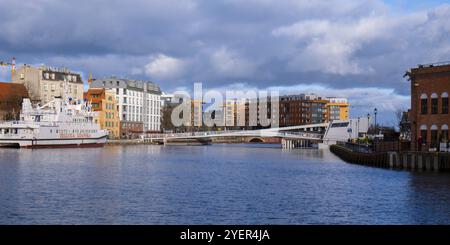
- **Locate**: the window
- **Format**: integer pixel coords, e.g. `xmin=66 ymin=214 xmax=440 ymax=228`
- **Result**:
xmin=420 ymin=94 xmax=428 ymax=114
xmin=420 ymin=129 xmax=427 ymax=145
xmin=442 ymin=125 xmax=449 ymax=143
xmin=431 ymin=97 xmax=438 ymax=114
xmin=431 ymin=125 xmax=438 ymax=148
xmin=442 ymin=92 xmax=449 ymax=114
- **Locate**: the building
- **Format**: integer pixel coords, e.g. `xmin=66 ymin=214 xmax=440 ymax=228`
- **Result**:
xmin=90 ymin=77 xmax=162 ymax=138
xmin=405 ymin=62 xmax=450 ymax=151
xmin=279 ymin=94 xmax=350 ymax=127
xmin=0 ymin=82 xmax=29 ymax=121
xmin=189 ymin=100 xmax=203 ymax=130
xmin=84 ymin=88 xmax=120 ymax=139
xmin=160 ymin=94 xmax=184 ymax=132
xmin=279 ymin=94 xmax=329 ymax=127
xmin=12 ymin=65 xmax=84 ymax=105
xmin=326 ymin=97 xmax=349 ymax=121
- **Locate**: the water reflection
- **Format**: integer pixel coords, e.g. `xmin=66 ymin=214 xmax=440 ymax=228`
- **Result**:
xmin=0 ymin=144 xmax=449 ymax=224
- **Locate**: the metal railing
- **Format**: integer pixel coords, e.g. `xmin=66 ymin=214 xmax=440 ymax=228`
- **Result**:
xmin=142 ymin=129 xmax=324 ymax=140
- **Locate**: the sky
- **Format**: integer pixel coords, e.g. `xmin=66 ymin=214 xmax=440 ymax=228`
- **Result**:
xmin=0 ymin=0 xmax=450 ymax=125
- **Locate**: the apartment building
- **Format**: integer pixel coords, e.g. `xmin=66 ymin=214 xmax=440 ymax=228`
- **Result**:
xmin=12 ymin=65 xmax=83 ymax=105
xmin=84 ymin=88 xmax=120 ymax=139
xmin=90 ymin=77 xmax=162 ymax=137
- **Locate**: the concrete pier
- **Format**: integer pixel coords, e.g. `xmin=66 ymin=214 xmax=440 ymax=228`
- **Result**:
xmin=330 ymin=145 xmax=450 ymax=172
xmin=281 ymin=139 xmax=315 ymax=149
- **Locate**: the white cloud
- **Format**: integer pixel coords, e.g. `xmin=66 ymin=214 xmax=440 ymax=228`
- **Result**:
xmin=271 ymin=12 xmax=431 ymax=75
xmin=210 ymin=46 xmax=256 ymax=78
xmin=144 ymin=54 xmax=188 ymax=80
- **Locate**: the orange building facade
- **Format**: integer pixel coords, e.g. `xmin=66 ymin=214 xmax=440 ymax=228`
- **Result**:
xmin=84 ymin=88 xmax=120 ymax=139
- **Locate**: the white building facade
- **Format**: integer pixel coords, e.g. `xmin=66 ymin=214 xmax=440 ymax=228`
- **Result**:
xmin=91 ymin=77 xmax=162 ymax=132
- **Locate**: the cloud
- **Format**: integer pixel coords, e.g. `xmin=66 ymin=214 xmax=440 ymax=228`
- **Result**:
xmin=210 ymin=46 xmax=256 ymax=78
xmin=271 ymin=15 xmax=424 ymax=75
xmin=144 ymin=54 xmax=188 ymax=80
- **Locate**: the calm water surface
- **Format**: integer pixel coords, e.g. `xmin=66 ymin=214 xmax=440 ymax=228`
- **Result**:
xmin=0 ymin=144 xmax=450 ymax=224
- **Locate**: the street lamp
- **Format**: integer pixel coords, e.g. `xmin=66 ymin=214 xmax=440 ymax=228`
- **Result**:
xmin=357 ymin=117 xmax=360 ymax=139
xmin=367 ymin=113 xmax=370 ymax=136
xmin=374 ymin=108 xmax=378 ymax=135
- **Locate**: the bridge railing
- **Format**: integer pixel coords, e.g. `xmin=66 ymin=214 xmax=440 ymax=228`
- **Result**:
xmin=142 ymin=129 xmax=324 ymax=140
xmin=278 ymin=131 xmax=323 ymax=139
xmin=142 ymin=130 xmax=248 ymax=139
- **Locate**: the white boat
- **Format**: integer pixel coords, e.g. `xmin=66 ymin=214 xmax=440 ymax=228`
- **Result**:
xmin=0 ymin=97 xmax=108 ymax=148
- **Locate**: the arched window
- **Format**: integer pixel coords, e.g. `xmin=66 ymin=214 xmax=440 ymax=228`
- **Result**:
xmin=431 ymin=93 xmax=438 ymax=114
xmin=431 ymin=124 xmax=438 ymax=148
xmin=442 ymin=92 xmax=449 ymax=114
xmin=442 ymin=124 xmax=449 ymax=142
xmin=420 ymin=93 xmax=428 ymax=114
xmin=420 ymin=124 xmax=427 ymax=144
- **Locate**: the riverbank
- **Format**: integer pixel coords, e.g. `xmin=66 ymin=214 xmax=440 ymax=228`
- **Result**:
xmin=330 ymin=144 xmax=450 ymax=172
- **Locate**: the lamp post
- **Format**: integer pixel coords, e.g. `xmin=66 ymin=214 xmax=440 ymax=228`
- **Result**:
xmin=357 ymin=117 xmax=360 ymax=139
xmin=367 ymin=113 xmax=370 ymax=137
xmin=374 ymin=108 xmax=378 ymax=135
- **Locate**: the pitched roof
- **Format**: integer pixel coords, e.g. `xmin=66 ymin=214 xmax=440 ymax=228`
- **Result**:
xmin=0 ymin=82 xmax=29 ymax=100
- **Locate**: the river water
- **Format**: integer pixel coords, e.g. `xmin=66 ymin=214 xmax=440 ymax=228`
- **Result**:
xmin=0 ymin=144 xmax=449 ymax=224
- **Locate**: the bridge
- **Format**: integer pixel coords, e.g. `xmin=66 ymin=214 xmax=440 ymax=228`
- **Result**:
xmin=142 ymin=123 xmax=332 ymax=148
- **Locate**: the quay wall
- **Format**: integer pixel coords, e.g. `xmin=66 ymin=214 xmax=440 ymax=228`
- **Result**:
xmin=330 ymin=144 xmax=450 ymax=172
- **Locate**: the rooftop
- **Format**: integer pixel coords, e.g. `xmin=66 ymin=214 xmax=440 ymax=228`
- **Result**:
xmin=407 ymin=61 xmax=450 ymax=76
xmin=0 ymin=82 xmax=29 ymax=100
xmin=91 ymin=77 xmax=161 ymax=94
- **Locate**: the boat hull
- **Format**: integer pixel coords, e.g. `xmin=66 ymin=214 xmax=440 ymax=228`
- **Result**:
xmin=0 ymin=136 xmax=107 ymax=149
xmin=24 ymin=142 xmax=105 ymax=149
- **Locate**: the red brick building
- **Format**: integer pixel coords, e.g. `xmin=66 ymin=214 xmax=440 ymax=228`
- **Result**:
xmin=0 ymin=82 xmax=29 ymax=121
xmin=279 ymin=94 xmax=328 ymax=127
xmin=405 ymin=63 xmax=450 ymax=151
xmin=121 ymin=121 xmax=144 ymax=139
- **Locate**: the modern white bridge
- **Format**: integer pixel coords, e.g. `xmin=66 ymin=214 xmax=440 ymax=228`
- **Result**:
xmin=143 ymin=123 xmax=329 ymax=148
xmin=141 ymin=119 xmax=368 ymax=149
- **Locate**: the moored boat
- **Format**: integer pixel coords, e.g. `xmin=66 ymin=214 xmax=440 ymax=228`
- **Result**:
xmin=0 ymin=96 xmax=108 ymax=148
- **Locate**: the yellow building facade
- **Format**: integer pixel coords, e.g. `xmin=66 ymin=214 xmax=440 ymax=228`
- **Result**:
xmin=84 ymin=88 xmax=120 ymax=139
xmin=326 ymin=97 xmax=350 ymax=121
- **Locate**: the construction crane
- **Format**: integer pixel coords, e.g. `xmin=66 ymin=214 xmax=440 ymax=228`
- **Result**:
xmin=0 ymin=57 xmax=16 ymax=80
